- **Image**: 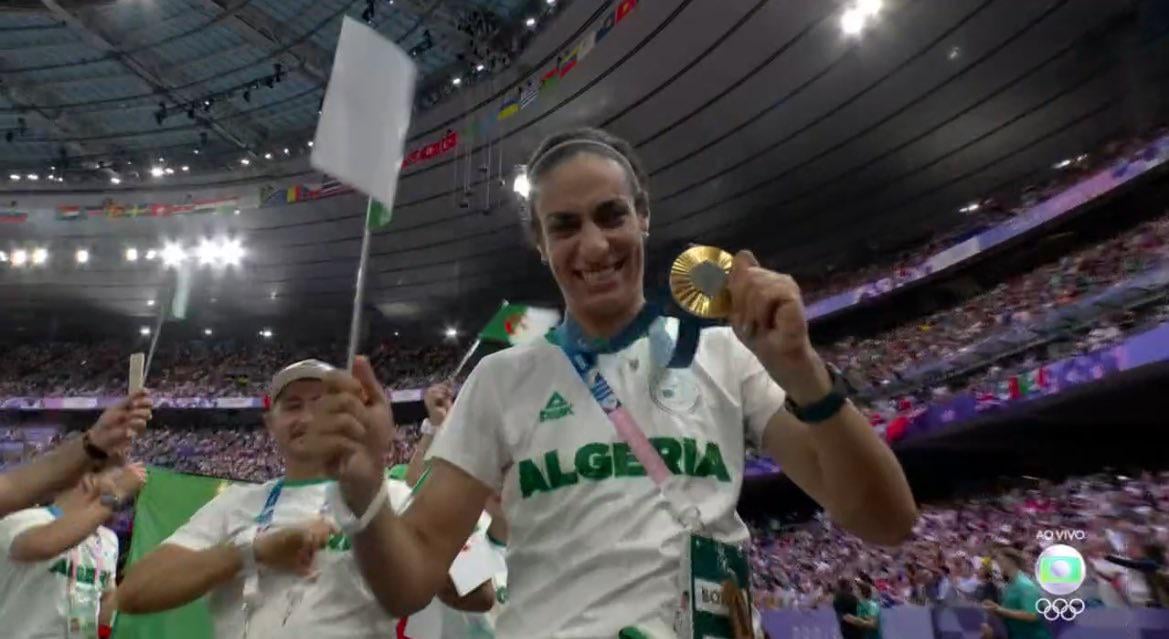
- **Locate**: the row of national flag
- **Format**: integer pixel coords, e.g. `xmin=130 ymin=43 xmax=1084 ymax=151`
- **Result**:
xmin=494 ymin=0 xmax=639 ymax=123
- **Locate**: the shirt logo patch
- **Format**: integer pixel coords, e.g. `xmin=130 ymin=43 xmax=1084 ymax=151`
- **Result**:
xmin=651 ymin=369 xmax=701 ymax=416
xmin=538 ymin=391 xmax=574 ymax=422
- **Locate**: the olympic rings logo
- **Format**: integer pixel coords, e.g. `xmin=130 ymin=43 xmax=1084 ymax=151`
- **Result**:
xmin=1034 ymin=597 xmax=1085 ymax=621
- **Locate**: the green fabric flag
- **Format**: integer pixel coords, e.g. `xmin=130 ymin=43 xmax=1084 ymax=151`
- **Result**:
xmin=367 ymin=198 xmax=392 ymax=229
xmin=114 ymin=468 xmax=249 ymax=639
xmin=479 ymin=303 xmax=560 ymax=346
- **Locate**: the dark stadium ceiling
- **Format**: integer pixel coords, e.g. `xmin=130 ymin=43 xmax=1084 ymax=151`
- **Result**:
xmin=2 ymin=0 xmax=1169 ymax=339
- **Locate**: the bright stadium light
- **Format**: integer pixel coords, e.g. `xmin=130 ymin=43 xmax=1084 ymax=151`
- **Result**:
xmin=451 ymin=77 xmax=462 ymax=86
xmin=1053 ymin=158 xmax=1072 ymax=169
xmin=125 ymin=247 xmax=139 ymax=262
xmin=145 ymin=249 xmax=158 ymax=260
xmin=259 ymin=328 xmax=273 ymax=339
xmin=196 ymin=239 xmax=220 ymax=265
xmin=8 ymin=174 xmax=20 ymax=181
xmin=110 ymin=176 xmax=122 ymax=185
xmin=31 ymin=247 xmax=48 ymax=265
xmin=857 ymin=0 xmax=882 ymax=16
xmin=841 ymin=7 xmax=865 ymax=35
xmin=165 ymin=167 xmax=175 ymax=175
xmin=140 ymin=326 xmax=151 ymax=336
xmin=240 ymin=158 xmax=251 ymax=166
xmin=476 ymin=63 xmax=485 ymax=72
xmin=264 ymin=152 xmax=273 ymax=160
xmin=445 ymin=326 xmax=459 ymax=339
xmin=147 ymin=299 xmax=156 ymax=307
xmin=11 ymin=249 xmax=28 ymax=267
xmin=181 ymin=165 xmax=190 ymax=172
xmin=204 ymin=328 xmax=213 ymax=336
xmin=150 ymin=166 xmax=165 ymax=178
xmin=0 ymin=251 xmax=7 ymax=263
xmin=220 ymin=239 xmax=245 ymax=266
xmin=525 ymin=17 xmax=536 ymax=27
xmin=27 ymin=174 xmax=38 ymax=181
xmin=75 ymin=249 xmax=89 ymax=264
xmin=161 ymin=243 xmax=186 ymax=267
xmin=513 ymin=172 xmax=531 ymax=198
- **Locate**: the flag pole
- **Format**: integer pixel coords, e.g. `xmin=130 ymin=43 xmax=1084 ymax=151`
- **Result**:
xmin=345 ymin=197 xmax=375 ymax=370
xmin=447 ymin=299 xmax=507 ymax=383
xmin=143 ymin=272 xmax=175 ymax=382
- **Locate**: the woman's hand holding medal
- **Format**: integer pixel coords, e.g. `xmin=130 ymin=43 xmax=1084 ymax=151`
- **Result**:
xmin=307 ymin=356 xmax=396 ymax=516
xmin=726 ymin=250 xmax=832 ymax=406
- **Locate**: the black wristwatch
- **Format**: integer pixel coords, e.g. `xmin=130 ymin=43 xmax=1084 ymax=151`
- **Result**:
xmin=784 ymin=363 xmax=850 ymax=423
xmin=82 ymin=432 xmax=110 ymax=461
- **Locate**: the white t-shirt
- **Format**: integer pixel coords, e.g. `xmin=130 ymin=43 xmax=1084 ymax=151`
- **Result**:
xmin=429 ymin=325 xmax=785 ymax=638
xmin=0 ymin=507 xmax=118 ymax=639
xmin=165 ymin=477 xmax=489 ymax=639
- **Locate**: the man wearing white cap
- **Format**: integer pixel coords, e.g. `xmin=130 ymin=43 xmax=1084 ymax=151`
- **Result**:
xmin=118 ymin=359 xmax=494 ymax=638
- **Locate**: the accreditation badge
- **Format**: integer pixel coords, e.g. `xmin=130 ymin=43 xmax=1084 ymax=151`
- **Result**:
xmin=679 ymin=534 xmax=752 ymax=639
xmin=65 ymin=581 xmax=101 ymax=639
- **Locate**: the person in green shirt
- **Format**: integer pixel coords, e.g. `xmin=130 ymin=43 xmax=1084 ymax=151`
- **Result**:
xmin=843 ymin=580 xmax=881 ymax=639
xmin=983 ymin=547 xmax=1052 ymax=639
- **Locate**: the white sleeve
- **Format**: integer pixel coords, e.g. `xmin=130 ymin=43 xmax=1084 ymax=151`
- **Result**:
xmin=720 ymin=328 xmax=786 ymax=447
xmin=426 ymin=357 xmax=510 ymax=493
xmin=163 ymin=487 xmax=240 ymax=551
xmin=0 ymin=508 xmax=54 ymax=556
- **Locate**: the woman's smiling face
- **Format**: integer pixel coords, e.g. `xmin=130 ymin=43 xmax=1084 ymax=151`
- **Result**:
xmin=532 ymin=151 xmax=649 ymax=326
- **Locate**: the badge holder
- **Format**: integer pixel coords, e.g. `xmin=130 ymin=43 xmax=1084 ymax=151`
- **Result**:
xmin=555 ymin=322 xmax=756 ymax=638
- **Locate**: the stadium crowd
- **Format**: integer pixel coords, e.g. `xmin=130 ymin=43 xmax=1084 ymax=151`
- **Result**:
xmin=749 ymin=470 xmax=1169 ymax=610
xmin=0 ymin=338 xmax=463 ymax=398
xmin=803 ymin=124 xmax=1168 ymax=303
xmin=821 ymin=208 xmax=1169 ymax=395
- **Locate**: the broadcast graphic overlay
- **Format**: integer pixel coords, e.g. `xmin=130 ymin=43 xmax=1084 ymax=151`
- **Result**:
xmin=1033 ymin=530 xmax=1087 ymax=622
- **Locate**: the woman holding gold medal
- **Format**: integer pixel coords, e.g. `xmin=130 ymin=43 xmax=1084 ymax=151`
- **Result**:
xmin=306 ymin=128 xmax=918 ymax=638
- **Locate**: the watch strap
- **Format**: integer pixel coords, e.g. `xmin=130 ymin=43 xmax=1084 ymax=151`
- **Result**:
xmin=784 ymin=363 xmax=849 ymax=424
xmin=82 ymin=432 xmax=109 ymax=461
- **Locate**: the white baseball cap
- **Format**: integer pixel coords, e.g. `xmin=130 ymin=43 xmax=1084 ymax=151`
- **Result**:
xmin=267 ymin=359 xmax=336 ymax=403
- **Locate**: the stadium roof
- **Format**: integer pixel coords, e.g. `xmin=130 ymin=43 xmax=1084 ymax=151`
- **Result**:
xmin=1 ymin=0 xmax=1168 ymax=340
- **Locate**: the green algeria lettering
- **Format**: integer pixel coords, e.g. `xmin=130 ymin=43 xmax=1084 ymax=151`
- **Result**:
xmin=517 ymin=437 xmax=731 ymax=499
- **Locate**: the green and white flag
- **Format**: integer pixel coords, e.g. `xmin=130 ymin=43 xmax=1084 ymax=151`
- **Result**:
xmin=480 ymin=303 xmax=560 ymax=346
xmin=367 ymin=198 xmax=392 ymax=229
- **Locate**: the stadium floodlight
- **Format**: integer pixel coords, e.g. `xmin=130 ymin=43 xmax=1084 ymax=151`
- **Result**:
xmin=1053 ymin=158 xmax=1072 ymax=169
xmin=264 ymin=152 xmax=273 ymax=160
xmin=476 ymin=63 xmax=485 ymax=72
xmin=451 ymin=77 xmax=462 ymax=86
xmin=181 ymin=165 xmax=190 ymax=172
xmin=139 ymin=326 xmax=151 ymax=336
xmin=147 ymin=299 xmax=156 ymax=307
xmin=196 ymin=239 xmax=221 ymax=265
xmin=513 ymin=172 xmax=531 ymax=198
xmin=110 ymin=177 xmax=122 ymax=185
xmin=259 ymin=329 xmax=274 ymax=338
xmin=445 ymin=326 xmax=459 ymax=338
xmin=240 ymin=158 xmax=251 ymax=166
xmin=8 ymin=174 xmax=19 ymax=181
xmin=841 ymin=8 xmax=865 ymax=35
xmin=165 ymin=167 xmax=175 ymax=175
xmin=27 ymin=174 xmax=38 ymax=181
xmin=220 ymin=239 xmax=245 ymax=266
xmin=525 ymin=17 xmax=536 ymax=27
xmin=150 ymin=166 xmax=165 ymax=178
xmin=145 ymin=249 xmax=158 ymax=260
xmin=204 ymin=328 xmax=213 ymax=336
xmin=0 ymin=251 xmax=6 ymax=263
xmin=161 ymin=242 xmax=186 ymax=267
xmin=31 ymin=247 xmax=48 ymax=265
xmin=11 ymin=249 xmax=28 ymax=267
xmin=75 ymin=249 xmax=90 ymax=264
xmin=125 ymin=247 xmax=139 ymax=262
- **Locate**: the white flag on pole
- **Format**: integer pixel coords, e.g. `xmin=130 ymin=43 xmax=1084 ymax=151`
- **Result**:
xmin=311 ymin=16 xmax=417 ymax=207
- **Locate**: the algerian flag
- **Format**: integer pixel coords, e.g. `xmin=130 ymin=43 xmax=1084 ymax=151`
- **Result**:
xmin=480 ymin=303 xmax=560 ymax=346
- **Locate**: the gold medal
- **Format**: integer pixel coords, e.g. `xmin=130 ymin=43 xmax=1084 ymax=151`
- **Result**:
xmin=669 ymin=245 xmax=733 ymax=319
